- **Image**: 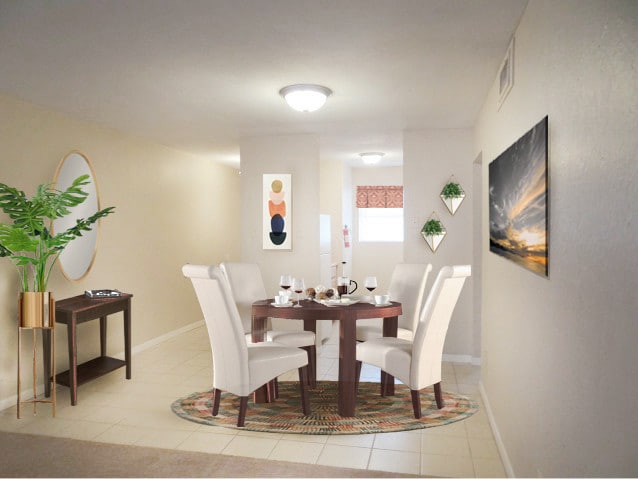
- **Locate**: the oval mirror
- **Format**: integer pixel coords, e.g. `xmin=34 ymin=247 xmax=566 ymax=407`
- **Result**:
xmin=53 ymin=150 xmax=101 ymax=281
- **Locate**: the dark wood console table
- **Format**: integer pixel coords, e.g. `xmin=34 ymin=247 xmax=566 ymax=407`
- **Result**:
xmin=45 ymin=293 xmax=133 ymax=405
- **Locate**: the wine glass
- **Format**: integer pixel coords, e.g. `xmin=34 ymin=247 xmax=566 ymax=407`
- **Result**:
xmin=279 ymin=275 xmax=291 ymax=303
xmin=364 ymin=276 xmax=377 ymax=302
xmin=292 ymin=277 xmax=305 ymax=308
xmin=280 ymin=275 xmax=292 ymax=290
xmin=364 ymin=276 xmax=377 ymax=293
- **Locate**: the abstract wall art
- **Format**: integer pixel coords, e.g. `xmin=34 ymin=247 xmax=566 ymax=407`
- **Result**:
xmin=263 ymin=173 xmax=292 ymax=250
xmin=489 ymin=116 xmax=548 ymax=276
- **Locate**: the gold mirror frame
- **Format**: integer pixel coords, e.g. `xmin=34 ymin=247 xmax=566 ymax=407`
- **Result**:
xmin=53 ymin=150 xmax=101 ymax=281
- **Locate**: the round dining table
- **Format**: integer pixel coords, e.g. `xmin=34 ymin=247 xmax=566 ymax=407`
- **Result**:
xmin=251 ymin=298 xmax=402 ymax=417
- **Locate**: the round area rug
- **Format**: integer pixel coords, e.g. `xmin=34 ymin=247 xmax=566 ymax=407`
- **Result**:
xmin=171 ymin=381 xmax=478 ymax=434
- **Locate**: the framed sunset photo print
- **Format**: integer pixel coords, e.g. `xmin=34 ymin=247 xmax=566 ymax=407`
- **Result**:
xmin=489 ymin=116 xmax=549 ymax=276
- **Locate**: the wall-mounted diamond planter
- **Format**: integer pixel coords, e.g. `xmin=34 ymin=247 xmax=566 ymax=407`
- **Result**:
xmin=421 ymin=213 xmax=446 ymax=253
xmin=440 ymin=176 xmax=465 ymax=215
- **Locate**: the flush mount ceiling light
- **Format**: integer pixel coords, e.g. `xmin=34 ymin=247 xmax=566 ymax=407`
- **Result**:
xmin=279 ymin=84 xmax=332 ymax=112
xmin=359 ymin=152 xmax=385 ymax=165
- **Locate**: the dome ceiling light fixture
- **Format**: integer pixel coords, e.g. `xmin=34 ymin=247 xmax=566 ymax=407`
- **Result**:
xmin=359 ymin=152 xmax=385 ymax=165
xmin=279 ymin=84 xmax=333 ymax=112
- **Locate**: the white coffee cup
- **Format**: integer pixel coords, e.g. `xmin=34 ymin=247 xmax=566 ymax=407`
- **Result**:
xmin=374 ymin=294 xmax=390 ymax=305
xmin=279 ymin=289 xmax=292 ymax=299
xmin=274 ymin=294 xmax=288 ymax=305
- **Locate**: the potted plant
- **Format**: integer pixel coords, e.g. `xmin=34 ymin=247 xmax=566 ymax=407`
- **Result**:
xmin=440 ymin=180 xmax=465 ymax=215
xmin=0 ymin=175 xmax=114 ymax=326
xmin=421 ymin=217 xmax=446 ymax=253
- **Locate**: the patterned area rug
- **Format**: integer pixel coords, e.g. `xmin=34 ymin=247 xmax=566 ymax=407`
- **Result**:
xmin=171 ymin=381 xmax=478 ymax=434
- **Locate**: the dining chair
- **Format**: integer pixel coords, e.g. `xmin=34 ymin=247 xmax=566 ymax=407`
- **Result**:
xmin=182 ymin=264 xmax=311 ymax=427
xmin=356 ymin=265 xmax=471 ymax=418
xmin=356 ymin=263 xmax=433 ymax=342
xmin=219 ymin=262 xmax=317 ymax=388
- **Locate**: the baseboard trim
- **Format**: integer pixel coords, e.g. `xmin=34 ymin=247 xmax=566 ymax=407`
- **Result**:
xmin=479 ymin=380 xmax=515 ymax=478
xmin=112 ymin=320 xmax=204 ymax=360
xmin=1 ymin=320 xmax=205 ymax=412
xmin=442 ymin=353 xmax=481 ymax=365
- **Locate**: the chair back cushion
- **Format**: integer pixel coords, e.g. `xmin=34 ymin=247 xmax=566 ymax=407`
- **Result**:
xmin=182 ymin=264 xmax=250 ymax=396
xmin=389 ymin=263 xmax=433 ymax=332
xmin=411 ymin=265 xmax=471 ymax=389
xmin=220 ymin=262 xmax=268 ymax=334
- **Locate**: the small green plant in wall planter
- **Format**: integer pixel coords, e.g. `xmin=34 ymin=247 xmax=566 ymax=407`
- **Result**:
xmin=421 ymin=215 xmax=446 ymax=253
xmin=440 ymin=178 xmax=465 ymax=215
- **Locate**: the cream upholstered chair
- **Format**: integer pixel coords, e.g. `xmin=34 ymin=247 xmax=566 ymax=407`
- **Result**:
xmin=182 ymin=264 xmax=310 ymax=427
xmin=219 ymin=262 xmax=317 ymax=387
xmin=356 ymin=263 xmax=433 ymax=342
xmin=356 ymin=265 xmax=471 ymax=418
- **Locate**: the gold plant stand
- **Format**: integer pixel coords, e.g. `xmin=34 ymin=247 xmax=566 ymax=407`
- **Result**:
xmin=17 ymin=293 xmax=56 ymax=418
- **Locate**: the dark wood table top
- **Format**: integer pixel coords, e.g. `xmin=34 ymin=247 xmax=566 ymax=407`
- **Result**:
xmin=252 ymin=298 xmax=402 ymax=320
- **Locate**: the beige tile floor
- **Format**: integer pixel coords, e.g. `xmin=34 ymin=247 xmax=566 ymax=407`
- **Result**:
xmin=0 ymin=325 xmax=506 ymax=477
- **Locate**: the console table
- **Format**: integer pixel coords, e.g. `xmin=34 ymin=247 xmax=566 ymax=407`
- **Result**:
xmin=45 ymin=293 xmax=133 ymax=405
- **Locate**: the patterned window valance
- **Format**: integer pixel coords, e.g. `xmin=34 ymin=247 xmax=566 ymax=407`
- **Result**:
xmin=356 ymin=185 xmax=404 ymax=208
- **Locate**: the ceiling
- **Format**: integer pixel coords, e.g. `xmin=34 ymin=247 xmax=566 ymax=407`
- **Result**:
xmin=0 ymin=0 xmax=527 ymax=169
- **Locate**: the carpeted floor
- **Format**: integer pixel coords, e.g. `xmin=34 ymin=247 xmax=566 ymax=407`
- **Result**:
xmin=0 ymin=431 xmax=425 ymax=478
xmin=172 ymin=381 xmax=478 ymax=434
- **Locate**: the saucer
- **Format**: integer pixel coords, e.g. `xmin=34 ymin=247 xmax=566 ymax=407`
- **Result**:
xmin=271 ymin=302 xmax=293 ymax=308
xmin=374 ymin=302 xmax=391 ymax=307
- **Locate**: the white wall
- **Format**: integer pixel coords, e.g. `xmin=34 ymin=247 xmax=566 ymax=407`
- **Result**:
xmin=475 ymin=1 xmax=638 ymax=476
xmin=319 ymin=158 xmax=344 ymax=272
xmin=403 ymin=129 xmax=476 ymax=360
xmin=0 ymin=95 xmax=241 ymax=406
xmin=239 ymin=135 xmax=321 ymax=295
xmin=350 ymin=166 xmax=403 ymax=293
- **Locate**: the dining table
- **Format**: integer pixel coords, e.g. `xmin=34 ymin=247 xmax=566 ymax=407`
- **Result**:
xmin=251 ymin=297 xmax=402 ymax=417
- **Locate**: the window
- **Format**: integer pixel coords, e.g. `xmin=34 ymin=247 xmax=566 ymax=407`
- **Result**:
xmin=358 ymin=207 xmax=404 ymax=242
xmin=356 ymin=185 xmax=404 ymax=242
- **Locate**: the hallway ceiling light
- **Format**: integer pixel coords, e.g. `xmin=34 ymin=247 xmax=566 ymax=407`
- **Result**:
xmin=279 ymin=84 xmax=332 ymax=112
xmin=359 ymin=152 xmax=385 ymax=165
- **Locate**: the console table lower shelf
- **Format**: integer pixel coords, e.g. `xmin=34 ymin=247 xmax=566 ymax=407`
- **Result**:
xmin=55 ymin=356 xmax=127 ymax=388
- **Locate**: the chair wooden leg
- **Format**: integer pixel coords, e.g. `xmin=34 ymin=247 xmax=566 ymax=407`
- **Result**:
xmin=411 ymin=389 xmax=422 ymax=419
xmin=266 ymin=379 xmax=277 ymax=401
xmin=303 ymin=345 xmax=317 ymax=388
xmin=355 ymin=360 xmax=362 ymax=391
xmin=434 ymin=382 xmax=443 ymax=409
xmin=380 ymin=371 xmax=388 ymax=396
xmin=237 ymin=396 xmax=249 ymax=427
xmin=212 ymin=388 xmax=221 ymax=416
xmin=298 ymin=366 xmax=311 ymax=416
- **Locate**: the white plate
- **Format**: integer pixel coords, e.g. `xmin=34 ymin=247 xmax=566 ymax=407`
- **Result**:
xmin=271 ymin=302 xmax=294 ymax=308
xmin=374 ymin=302 xmax=392 ymax=307
xmin=316 ymin=298 xmax=360 ymax=307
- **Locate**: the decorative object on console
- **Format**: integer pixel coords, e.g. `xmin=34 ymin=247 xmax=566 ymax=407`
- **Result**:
xmin=489 ymin=116 xmax=548 ymax=276
xmin=263 ymin=174 xmax=292 ymax=250
xmin=440 ymin=176 xmax=466 ymax=215
xmin=85 ymin=289 xmax=122 ymax=298
xmin=421 ymin=212 xmax=446 ymax=253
